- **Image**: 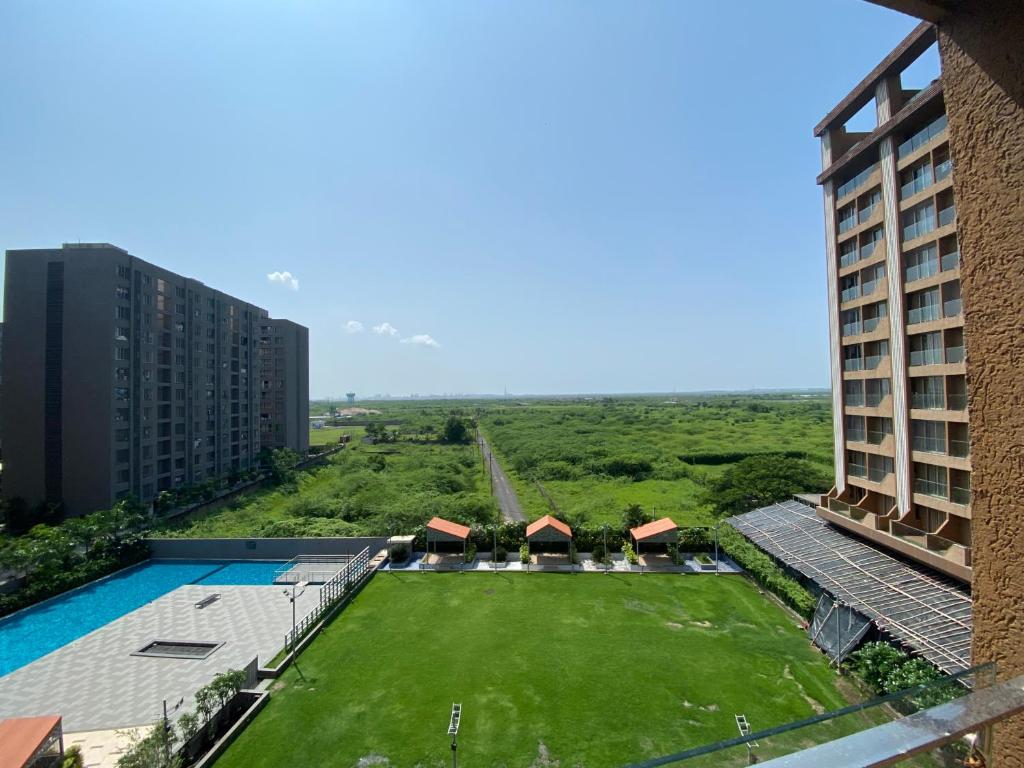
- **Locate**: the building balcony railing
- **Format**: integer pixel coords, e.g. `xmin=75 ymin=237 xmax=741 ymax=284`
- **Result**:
xmin=945 ymin=345 xmax=965 ymax=364
xmin=858 ymin=203 xmax=878 ymax=224
xmin=840 ymin=287 xmax=860 ymax=303
xmin=949 ymin=439 xmax=970 ymax=459
xmin=951 ymin=486 xmax=972 ymax=506
xmin=912 ymin=437 xmax=946 ymax=454
xmin=843 ymin=358 xmax=863 ymax=372
xmin=913 ymin=477 xmax=948 ymax=498
xmin=934 ymin=158 xmax=952 ymax=182
xmin=907 ymin=305 xmax=941 ymax=325
xmin=868 ymin=466 xmax=890 ymax=482
xmin=836 ymin=163 xmax=878 ymax=199
xmin=947 ymin=393 xmax=968 ymax=410
xmin=839 ymin=249 xmax=859 ymax=268
xmin=838 ymin=215 xmax=856 ymax=234
xmin=911 ymin=392 xmax=945 ymax=409
xmin=900 ymin=175 xmax=932 ymax=199
xmin=944 ymin=298 xmax=962 ymax=317
xmin=865 ymin=391 xmax=889 ymax=407
xmin=867 ymin=430 xmax=889 ymax=445
xmin=847 ymin=429 xmax=867 ymax=443
xmin=862 ymin=315 xmax=885 ymax=333
xmin=938 ymin=205 xmax=957 ymax=228
xmin=909 ymin=350 xmax=943 ymax=366
xmin=864 ymin=354 xmax=885 ymax=370
xmin=849 ymin=463 xmax=867 ymax=478
xmin=903 ymin=216 xmax=936 ymax=242
xmin=897 ymin=114 xmax=948 ymax=159
xmin=941 ymin=250 xmax=960 ymax=271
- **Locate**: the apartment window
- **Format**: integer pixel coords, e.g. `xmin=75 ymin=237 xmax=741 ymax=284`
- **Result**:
xmin=864 ymin=339 xmax=888 ymax=370
xmin=117 ymin=265 xmax=131 ymax=280
xmin=949 ymin=423 xmax=970 ymax=458
xmin=143 ymin=406 xmax=152 ymax=421
xmin=841 ymin=309 xmax=861 ymax=337
xmin=115 ymin=429 xmax=130 ymax=442
xmin=115 ymin=407 xmax=129 ymax=422
xmin=903 ymin=200 xmax=936 ymax=241
xmin=844 ymin=379 xmax=864 ymax=407
xmin=934 ymin=147 xmax=952 ymax=182
xmin=907 ymin=287 xmax=941 ymax=325
xmin=115 ymin=448 xmax=130 ymax=464
xmin=867 ymin=417 xmax=893 ymax=445
xmin=847 ymin=450 xmax=867 ymax=478
xmin=911 ymin=376 xmax=944 ymax=409
xmin=115 ymin=306 xmax=131 ymax=321
xmin=942 ymin=280 xmax=962 ymax=317
xmin=951 ymin=469 xmax=971 ymax=505
xmin=905 ymin=244 xmax=939 ymax=283
xmin=838 ymin=204 xmax=856 ymax=234
xmin=947 ymin=374 xmax=967 ymax=410
xmin=945 ymin=327 xmax=965 ymax=363
xmin=912 ymin=419 xmax=946 ymax=453
xmin=901 ymin=160 xmax=933 ymax=198
xmin=115 ymin=346 xmax=130 ymax=361
xmin=914 ymin=462 xmax=948 ymax=498
xmin=143 ymin=426 xmax=152 ymax=439
xmin=868 ymin=454 xmax=894 ymax=482
xmin=142 ymin=446 xmax=152 ymax=460
xmin=114 ymin=387 xmax=130 ymax=401
xmin=116 ymin=286 xmax=131 ymax=301
xmin=115 ymin=367 xmax=130 ymax=382
xmin=845 ymin=414 xmax=866 ymax=442
xmin=115 ymin=326 xmax=131 ymax=342
xmin=843 ymin=345 xmax=863 ymax=372
xmin=909 ymin=332 xmax=943 ymax=366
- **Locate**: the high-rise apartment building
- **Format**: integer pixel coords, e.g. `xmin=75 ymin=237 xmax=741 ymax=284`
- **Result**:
xmin=1 ymin=243 xmax=305 ymax=516
xmin=815 ymin=24 xmax=971 ymax=582
xmin=258 ymin=318 xmax=309 ymax=455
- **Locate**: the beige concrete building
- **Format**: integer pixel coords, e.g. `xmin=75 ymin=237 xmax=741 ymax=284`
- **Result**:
xmin=815 ymin=23 xmax=972 ymax=582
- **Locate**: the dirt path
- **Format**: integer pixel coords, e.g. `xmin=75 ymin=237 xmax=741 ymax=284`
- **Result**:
xmin=478 ymin=435 xmax=526 ymax=522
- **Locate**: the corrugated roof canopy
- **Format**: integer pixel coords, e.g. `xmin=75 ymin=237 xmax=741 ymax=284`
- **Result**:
xmin=631 ymin=517 xmax=679 ymax=542
xmin=0 ymin=716 xmax=62 ymax=768
xmin=728 ymin=500 xmax=971 ymax=675
xmin=425 ymin=517 xmax=471 ymax=541
xmin=526 ymin=515 xmax=572 ymax=540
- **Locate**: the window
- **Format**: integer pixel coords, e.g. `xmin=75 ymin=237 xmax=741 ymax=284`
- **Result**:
xmin=903 ymin=200 xmax=936 ymax=241
xmin=905 ymin=244 xmax=939 ymax=282
xmin=115 ymin=367 xmax=130 ymax=381
xmin=115 ymin=326 xmax=130 ymax=341
xmin=860 ymin=226 xmax=883 ymax=259
xmin=844 ymin=379 xmax=864 ymax=407
xmin=840 ymin=274 xmax=860 ymax=303
xmin=116 ymin=468 xmax=131 ymax=484
xmin=942 ymin=280 xmax=962 ymax=317
xmin=838 ymin=204 xmax=856 ymax=233
xmin=858 ymin=188 xmax=881 ymax=223
xmin=901 ymin=160 xmax=933 ymax=198
xmin=911 ymin=376 xmax=944 ymax=409
xmin=907 ymin=287 xmax=941 ymax=324
xmin=845 ymin=414 xmax=866 ymax=442
xmin=860 ymin=263 xmax=885 ymax=297
xmin=117 ymin=265 xmax=131 ymax=280
xmin=914 ymin=462 xmax=948 ymax=498
xmin=115 ymin=407 xmax=129 ymax=422
xmin=841 ymin=309 xmax=861 ymax=337
xmin=867 ymin=417 xmax=893 ymax=444
xmin=864 ymin=339 xmax=888 ymax=370
xmin=868 ymin=454 xmax=894 ymax=482
xmin=115 ymin=306 xmax=131 ymax=320
xmin=115 ymin=448 xmax=130 ymax=463
xmin=862 ymin=301 xmax=888 ymax=332
xmin=909 ymin=332 xmax=943 ymax=366
xmin=912 ymin=419 xmax=946 ymax=453
xmin=847 ymin=450 xmax=867 ymax=478
xmin=116 ymin=286 xmax=131 ymax=301
xmin=115 ymin=429 xmax=130 ymax=442
xmin=843 ymin=344 xmax=863 ymax=372
xmin=839 ymin=240 xmax=859 ymax=269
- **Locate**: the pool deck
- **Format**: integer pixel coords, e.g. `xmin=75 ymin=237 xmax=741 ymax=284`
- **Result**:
xmin=0 ymin=583 xmax=321 ymax=732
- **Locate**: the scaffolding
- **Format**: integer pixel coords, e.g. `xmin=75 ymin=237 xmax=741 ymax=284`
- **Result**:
xmin=728 ymin=500 xmax=971 ymax=676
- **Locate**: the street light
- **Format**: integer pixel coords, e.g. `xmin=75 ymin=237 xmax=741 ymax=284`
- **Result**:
xmin=283 ymin=581 xmax=308 ymax=654
xmin=603 ymin=524 xmax=609 ymax=574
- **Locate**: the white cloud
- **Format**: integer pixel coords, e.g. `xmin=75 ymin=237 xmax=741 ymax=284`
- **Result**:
xmin=372 ymin=322 xmax=399 ymax=337
xmin=267 ymin=271 xmax=299 ymax=290
xmin=401 ymin=333 xmax=441 ymax=349
xmin=344 ymin=320 xmax=364 ymax=334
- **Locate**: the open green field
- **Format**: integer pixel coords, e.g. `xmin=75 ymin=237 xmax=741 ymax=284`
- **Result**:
xmin=479 ymin=396 xmax=833 ymax=526
xmin=215 ymin=573 xmax=873 ymax=768
xmin=309 ymin=424 xmax=366 ymax=446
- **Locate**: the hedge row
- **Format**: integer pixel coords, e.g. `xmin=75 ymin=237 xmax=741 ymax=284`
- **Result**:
xmin=678 ymin=449 xmax=811 ymax=466
xmin=717 ymin=525 xmax=817 ymax=618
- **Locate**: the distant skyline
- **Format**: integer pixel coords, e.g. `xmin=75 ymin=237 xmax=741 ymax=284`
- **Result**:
xmin=0 ymin=1 xmax=931 ymax=398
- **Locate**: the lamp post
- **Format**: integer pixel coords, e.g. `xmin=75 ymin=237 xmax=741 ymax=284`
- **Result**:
xmin=492 ymin=524 xmax=499 ymax=573
xmin=714 ymin=523 xmax=720 ymax=575
xmin=603 ymin=524 xmax=609 ymax=574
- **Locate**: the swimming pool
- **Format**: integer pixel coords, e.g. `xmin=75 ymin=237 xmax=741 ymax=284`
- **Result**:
xmin=0 ymin=559 xmax=285 ymax=677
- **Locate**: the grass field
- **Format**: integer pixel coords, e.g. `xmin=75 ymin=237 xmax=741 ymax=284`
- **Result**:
xmin=308 ymin=425 xmax=366 ymax=446
xmin=215 ymin=573 xmax=876 ymax=768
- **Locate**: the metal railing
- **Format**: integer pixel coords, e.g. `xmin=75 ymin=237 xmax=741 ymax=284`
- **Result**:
xmin=286 ymin=547 xmax=371 ymax=649
xmin=275 ymin=554 xmax=356 ymax=585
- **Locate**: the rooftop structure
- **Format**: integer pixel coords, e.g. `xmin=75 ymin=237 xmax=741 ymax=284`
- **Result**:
xmin=0 ymin=715 xmax=63 ymax=768
xmin=815 ymin=23 xmax=972 ymax=582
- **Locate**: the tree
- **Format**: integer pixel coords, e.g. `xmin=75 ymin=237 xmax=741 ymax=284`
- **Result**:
xmin=622 ymin=503 xmax=652 ymax=531
xmin=266 ymin=448 xmax=300 ymax=485
xmin=702 ymin=454 xmax=830 ymax=517
xmin=115 ymin=722 xmax=181 ymax=768
xmin=442 ymin=414 xmax=471 ymax=444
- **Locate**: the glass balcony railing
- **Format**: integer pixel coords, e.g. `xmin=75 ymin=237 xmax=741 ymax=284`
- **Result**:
xmin=840 ymin=286 xmax=860 ymax=303
xmin=912 ymin=436 xmax=946 ymax=454
xmin=949 ymin=439 xmax=970 ymax=458
xmin=842 ymin=323 xmax=862 ymax=337
xmin=860 ymin=239 xmax=880 ymax=259
xmin=844 ymin=358 xmax=863 ymax=372
xmin=903 ymin=215 xmax=936 ymax=241
xmin=858 ymin=204 xmax=877 ymax=224
xmin=941 ymin=250 xmax=960 ymax=271
xmin=934 ymin=158 xmax=952 ymax=181
xmin=905 ymin=257 xmax=938 ymax=283
xmin=847 ymin=429 xmax=867 ymax=443
xmin=867 ymin=430 xmax=888 ymax=445
xmin=849 ymin=463 xmax=867 ymax=478
xmin=836 ymin=163 xmax=878 ymax=199
xmin=861 ymin=316 xmax=884 ymax=333
xmin=900 ymin=174 xmax=932 ymax=198
xmin=865 ymin=390 xmax=889 ymax=407
xmin=947 ymin=393 xmax=968 ymax=410
xmin=864 ymin=354 xmax=884 ymax=370
xmin=845 ymin=393 xmax=865 ymax=407
xmin=909 ymin=349 xmax=943 ymax=366
xmin=897 ymin=114 xmax=948 ymax=159
xmin=945 ymin=345 xmax=965 ymax=363
xmin=868 ymin=465 xmax=890 ymax=482
xmin=839 ymin=249 xmax=859 ymax=268
xmin=838 ymin=215 xmax=857 ymax=234
xmin=911 ymin=392 xmax=945 ymax=409
xmin=907 ymin=305 xmax=940 ymax=325
xmin=951 ymin=486 xmax=972 ymax=505
xmin=944 ymin=298 xmax=962 ymax=317
xmin=914 ymin=477 xmax=948 ymax=498
xmin=861 ymin=279 xmax=880 ymax=297
xmin=938 ymin=205 xmax=957 ymax=227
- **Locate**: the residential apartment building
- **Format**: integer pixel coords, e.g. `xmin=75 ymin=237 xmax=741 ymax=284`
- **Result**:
xmin=258 ymin=317 xmax=309 ymax=455
xmin=0 ymin=243 xmax=304 ymax=516
xmin=815 ymin=25 xmax=971 ymax=582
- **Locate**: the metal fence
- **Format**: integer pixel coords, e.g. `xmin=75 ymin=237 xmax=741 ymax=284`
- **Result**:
xmin=286 ymin=547 xmax=371 ymax=648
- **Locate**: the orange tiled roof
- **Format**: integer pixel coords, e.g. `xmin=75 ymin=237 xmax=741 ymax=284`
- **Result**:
xmin=630 ymin=517 xmax=679 ymax=541
xmin=426 ymin=516 xmax=471 ymax=540
xmin=526 ymin=515 xmax=572 ymax=539
xmin=0 ymin=716 xmax=62 ymax=768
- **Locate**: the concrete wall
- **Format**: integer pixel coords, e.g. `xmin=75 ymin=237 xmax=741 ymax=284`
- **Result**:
xmin=936 ymin=2 xmax=1024 ymax=764
xmin=147 ymin=536 xmax=387 ymax=560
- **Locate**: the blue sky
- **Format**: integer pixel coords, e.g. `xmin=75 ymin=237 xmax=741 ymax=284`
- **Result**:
xmin=0 ymin=1 xmax=930 ymax=397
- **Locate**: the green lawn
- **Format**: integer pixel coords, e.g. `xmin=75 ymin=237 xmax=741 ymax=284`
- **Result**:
xmin=309 ymin=425 xmax=366 ymax=446
xmin=215 ymin=574 xmax=877 ymax=768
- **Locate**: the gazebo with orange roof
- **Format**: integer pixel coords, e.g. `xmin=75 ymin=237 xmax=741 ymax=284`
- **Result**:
xmin=0 ymin=716 xmax=63 ymax=768
xmin=525 ymin=515 xmax=573 ymax=560
xmin=630 ymin=517 xmax=679 ymax=559
xmin=425 ymin=516 xmax=472 ymax=559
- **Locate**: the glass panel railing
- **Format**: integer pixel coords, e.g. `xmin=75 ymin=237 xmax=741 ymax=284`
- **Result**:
xmin=897 ymin=114 xmax=948 ymax=159
xmin=912 ymin=436 xmax=946 ymax=454
xmin=844 ymin=358 xmax=864 ymax=372
xmin=903 ymin=214 xmax=936 ymax=241
xmin=949 ymin=439 xmax=970 ymax=458
xmin=900 ymin=174 xmax=933 ymax=199
xmin=864 ymin=355 xmax=884 ymax=370
xmin=862 ymin=316 xmax=885 ymax=333
xmin=865 ymin=391 xmax=889 ymax=407
xmin=909 ymin=349 xmax=943 ymax=366
xmin=867 ymin=431 xmax=888 ymax=445
xmin=847 ymin=429 xmax=867 ymax=443
xmin=941 ymin=250 xmax=960 ymax=271
xmin=841 ymin=287 xmax=860 ymax=303
xmin=858 ymin=204 xmax=877 ymax=224
xmin=934 ymin=158 xmax=952 ymax=181
xmin=907 ymin=305 xmax=940 ymax=325
xmin=914 ymin=477 xmax=948 ymax=499
xmin=938 ymin=206 xmax=956 ymax=227
xmin=842 ymin=323 xmax=862 ymax=337
xmin=905 ymin=257 xmax=938 ymax=283
xmin=951 ymin=486 xmax=972 ymax=505
xmin=846 ymin=393 xmax=865 ymax=407
xmin=945 ymin=345 xmax=965 ymax=363
xmin=943 ymin=298 xmax=962 ymax=317
xmin=836 ymin=163 xmax=878 ymax=199
xmin=849 ymin=463 xmax=867 ymax=478
xmin=861 ymin=280 xmax=880 ymax=297
xmin=947 ymin=393 xmax=967 ymax=410
xmin=840 ymin=249 xmax=859 ymax=268
xmin=860 ymin=239 xmax=880 ymax=259
xmin=868 ymin=466 xmax=890 ymax=482
xmin=839 ymin=216 xmax=857 ymax=234
xmin=911 ymin=392 xmax=945 ymax=409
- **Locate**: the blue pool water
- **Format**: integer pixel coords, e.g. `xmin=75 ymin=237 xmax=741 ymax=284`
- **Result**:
xmin=0 ymin=559 xmax=285 ymax=677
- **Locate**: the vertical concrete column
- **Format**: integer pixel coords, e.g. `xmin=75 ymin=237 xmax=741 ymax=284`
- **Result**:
xmin=876 ymin=78 xmax=913 ymax=514
xmin=936 ymin=2 xmax=1024 ymax=764
xmin=821 ymin=130 xmax=846 ymax=493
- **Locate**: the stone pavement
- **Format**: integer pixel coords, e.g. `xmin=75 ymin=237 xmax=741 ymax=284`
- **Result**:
xmin=0 ymin=584 xmax=320 ymax=732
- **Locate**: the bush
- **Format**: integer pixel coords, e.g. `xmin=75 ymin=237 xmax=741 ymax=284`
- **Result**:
xmin=464 ymin=543 xmax=478 ymax=563
xmin=622 ymin=541 xmax=638 ymax=565
xmin=389 ymin=542 xmax=411 ymax=564
xmin=519 ymin=543 xmax=530 ymax=564
xmin=591 ymin=541 xmax=608 ymax=564
xmin=62 ymin=745 xmax=84 ymax=768
xmin=493 ymin=545 xmax=508 ymax=563
xmin=718 ymin=525 xmax=816 ymax=618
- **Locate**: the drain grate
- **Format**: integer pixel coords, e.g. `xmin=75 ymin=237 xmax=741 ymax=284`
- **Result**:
xmin=132 ymin=640 xmax=223 ymax=660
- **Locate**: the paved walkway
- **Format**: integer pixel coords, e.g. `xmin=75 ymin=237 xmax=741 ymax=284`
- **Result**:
xmin=478 ymin=435 xmax=525 ymax=522
xmin=0 ymin=584 xmax=321 ymax=732
xmin=386 ymin=552 xmax=742 ymax=574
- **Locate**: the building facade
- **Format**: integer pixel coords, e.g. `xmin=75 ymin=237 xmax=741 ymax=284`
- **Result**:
xmin=258 ymin=317 xmax=309 ymax=455
xmin=1 ymin=243 xmax=303 ymax=516
xmin=815 ymin=24 xmax=971 ymax=582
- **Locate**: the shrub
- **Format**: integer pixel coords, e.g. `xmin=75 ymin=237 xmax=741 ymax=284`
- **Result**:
xmin=388 ymin=542 xmax=411 ymax=564
xmin=718 ymin=525 xmax=816 ymax=618
xmin=847 ymin=641 xmax=907 ymax=693
xmin=464 ymin=543 xmax=478 ymax=563
xmin=519 ymin=543 xmax=530 ymax=564
xmin=493 ymin=545 xmax=508 ymax=563
xmin=591 ymin=541 xmax=607 ymax=564
xmin=622 ymin=541 xmax=638 ymax=565
xmin=62 ymin=745 xmax=84 ymax=768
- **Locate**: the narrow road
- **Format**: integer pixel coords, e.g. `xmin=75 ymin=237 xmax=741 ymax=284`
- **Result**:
xmin=478 ymin=435 xmax=526 ymax=522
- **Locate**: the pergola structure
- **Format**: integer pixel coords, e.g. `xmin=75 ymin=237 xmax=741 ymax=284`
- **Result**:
xmin=0 ymin=715 xmax=63 ymax=768
xmin=525 ymin=515 xmax=573 ymax=558
xmin=630 ymin=517 xmax=679 ymax=558
xmin=425 ymin=516 xmax=471 ymax=559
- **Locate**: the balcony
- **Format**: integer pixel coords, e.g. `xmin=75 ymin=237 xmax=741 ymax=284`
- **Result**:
xmin=839 ymin=249 xmax=859 ymax=268
xmin=947 ymin=393 xmax=968 ymax=410
xmin=864 ymin=354 xmax=885 ymax=370
xmin=944 ymin=297 xmax=962 ymax=317
xmin=836 ymin=163 xmax=877 ymax=199
xmin=845 ymin=393 xmax=865 ymax=407
xmin=867 ymin=465 xmax=890 ymax=482
xmin=945 ymin=345 xmax=965 ymax=364
xmin=849 ymin=462 xmax=867 ymax=478
xmin=949 ymin=439 xmax=970 ymax=459
xmin=900 ymin=174 xmax=932 ymax=198
xmin=897 ymin=114 xmax=948 ymax=159
xmin=857 ymin=203 xmax=878 ymax=224
xmin=909 ymin=349 xmax=943 ymax=367
xmin=867 ymin=430 xmax=889 ymax=446
xmin=914 ymin=477 xmax=948 ymax=499
xmin=907 ymin=305 xmax=940 ymax=325
xmin=865 ymin=390 xmax=890 ymax=407
xmin=838 ymin=215 xmax=856 ymax=234
xmin=903 ymin=215 xmax=936 ymax=242
xmin=934 ymin=158 xmax=952 ymax=182
xmin=840 ymin=286 xmax=860 ymax=303
xmin=862 ymin=315 xmax=885 ymax=333
xmin=951 ymin=486 xmax=972 ymax=506
xmin=843 ymin=357 xmax=863 ymax=372
xmin=941 ymin=250 xmax=960 ymax=271
xmin=912 ymin=436 xmax=946 ymax=454
xmin=847 ymin=429 xmax=867 ymax=443
xmin=911 ymin=391 xmax=945 ymax=409
xmin=938 ymin=205 xmax=957 ymax=228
